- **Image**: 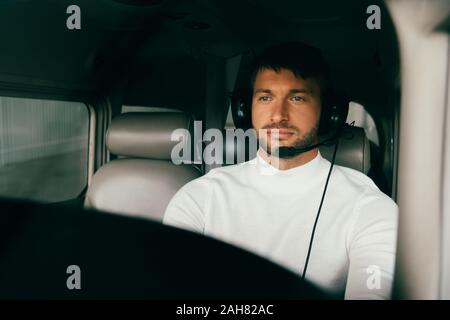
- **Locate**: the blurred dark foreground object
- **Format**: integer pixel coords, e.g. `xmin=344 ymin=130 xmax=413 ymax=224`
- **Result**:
xmin=0 ymin=198 xmax=333 ymax=299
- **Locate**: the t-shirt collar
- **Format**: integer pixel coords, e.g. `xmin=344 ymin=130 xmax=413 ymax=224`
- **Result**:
xmin=253 ymin=148 xmax=325 ymax=179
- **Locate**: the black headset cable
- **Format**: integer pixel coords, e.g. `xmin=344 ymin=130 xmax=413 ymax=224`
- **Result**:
xmin=301 ymin=134 xmax=340 ymax=280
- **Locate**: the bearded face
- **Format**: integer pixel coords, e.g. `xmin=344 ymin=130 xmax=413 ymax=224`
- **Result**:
xmin=251 ymin=68 xmax=321 ymax=159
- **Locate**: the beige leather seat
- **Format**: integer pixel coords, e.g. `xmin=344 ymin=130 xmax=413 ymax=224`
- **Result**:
xmin=84 ymin=112 xmax=202 ymax=221
xmin=319 ymin=125 xmax=371 ymax=174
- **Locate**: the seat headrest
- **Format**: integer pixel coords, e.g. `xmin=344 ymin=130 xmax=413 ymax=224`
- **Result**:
xmin=106 ymin=112 xmax=192 ymax=160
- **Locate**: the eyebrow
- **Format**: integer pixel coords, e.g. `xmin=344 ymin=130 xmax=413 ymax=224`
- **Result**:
xmin=253 ymin=88 xmax=312 ymax=95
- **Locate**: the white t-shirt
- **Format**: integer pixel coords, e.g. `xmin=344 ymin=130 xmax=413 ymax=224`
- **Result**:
xmin=163 ymin=150 xmax=398 ymax=299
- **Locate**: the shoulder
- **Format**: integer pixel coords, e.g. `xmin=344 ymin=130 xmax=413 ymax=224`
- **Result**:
xmin=332 ymin=163 xmax=379 ymax=192
xmin=330 ymin=161 xmax=392 ymax=201
xmin=197 ymin=160 xmax=254 ymax=184
xmin=326 ymin=165 xmax=399 ymax=253
xmin=327 ymin=161 xmax=398 ymax=220
xmin=174 ymin=161 xmax=250 ymax=194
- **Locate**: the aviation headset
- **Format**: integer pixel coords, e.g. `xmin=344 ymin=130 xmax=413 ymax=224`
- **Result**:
xmin=230 ymin=65 xmax=350 ymax=279
xmin=230 ymin=87 xmax=349 ymax=145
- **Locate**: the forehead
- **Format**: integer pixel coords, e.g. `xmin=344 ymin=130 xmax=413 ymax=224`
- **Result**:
xmin=253 ymin=68 xmax=319 ymax=94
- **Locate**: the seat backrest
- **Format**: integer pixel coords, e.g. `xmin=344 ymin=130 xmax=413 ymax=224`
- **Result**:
xmin=84 ymin=112 xmax=202 ymax=221
xmin=319 ymin=125 xmax=371 ymax=174
xmin=222 ymin=125 xmax=371 ymax=174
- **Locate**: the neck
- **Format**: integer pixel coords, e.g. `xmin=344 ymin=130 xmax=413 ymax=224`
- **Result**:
xmin=259 ymin=147 xmax=319 ymax=170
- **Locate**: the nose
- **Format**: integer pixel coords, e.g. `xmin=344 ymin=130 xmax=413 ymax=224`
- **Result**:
xmin=270 ymin=99 xmax=289 ymax=123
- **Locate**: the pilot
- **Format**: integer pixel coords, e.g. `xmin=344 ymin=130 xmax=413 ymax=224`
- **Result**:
xmin=163 ymin=42 xmax=398 ymax=300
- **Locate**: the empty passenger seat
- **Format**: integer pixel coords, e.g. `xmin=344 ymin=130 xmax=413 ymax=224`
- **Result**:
xmin=84 ymin=112 xmax=202 ymax=221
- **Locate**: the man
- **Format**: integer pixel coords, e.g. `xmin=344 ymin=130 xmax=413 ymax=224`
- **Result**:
xmin=163 ymin=42 xmax=398 ymax=299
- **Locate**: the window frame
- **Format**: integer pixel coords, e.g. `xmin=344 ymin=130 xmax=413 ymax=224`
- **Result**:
xmin=0 ymin=87 xmax=102 ymax=203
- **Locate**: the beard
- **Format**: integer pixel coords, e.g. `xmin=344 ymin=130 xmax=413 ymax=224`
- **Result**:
xmin=259 ymin=124 xmax=319 ymax=159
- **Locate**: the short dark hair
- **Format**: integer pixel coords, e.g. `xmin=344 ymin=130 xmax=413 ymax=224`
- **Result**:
xmin=250 ymin=42 xmax=331 ymax=103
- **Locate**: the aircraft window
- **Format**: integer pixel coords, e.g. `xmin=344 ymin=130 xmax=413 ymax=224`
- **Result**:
xmin=0 ymin=97 xmax=89 ymax=203
xmin=121 ymin=105 xmax=181 ymax=113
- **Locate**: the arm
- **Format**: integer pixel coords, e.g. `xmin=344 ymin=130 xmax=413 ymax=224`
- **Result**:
xmin=344 ymin=193 xmax=399 ymax=300
xmin=162 ymin=179 xmax=209 ymax=234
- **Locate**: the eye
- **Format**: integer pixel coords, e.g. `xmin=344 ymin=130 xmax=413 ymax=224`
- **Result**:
xmin=291 ymin=96 xmax=305 ymax=102
xmin=258 ymin=96 xmax=272 ymax=102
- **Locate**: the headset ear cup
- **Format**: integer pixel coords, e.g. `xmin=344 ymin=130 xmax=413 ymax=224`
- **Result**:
xmin=231 ymin=89 xmax=253 ymax=130
xmin=318 ymin=101 xmax=331 ymax=136
xmin=318 ymin=91 xmax=333 ymax=136
xmin=318 ymin=91 xmax=349 ymax=138
xmin=332 ymin=92 xmax=349 ymax=134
